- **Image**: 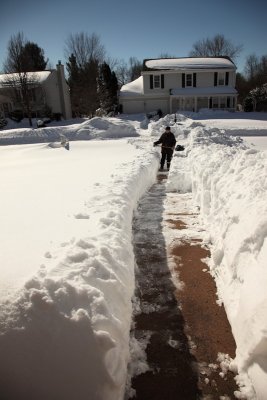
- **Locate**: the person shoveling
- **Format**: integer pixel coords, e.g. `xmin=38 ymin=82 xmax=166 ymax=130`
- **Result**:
xmin=153 ymin=126 xmax=176 ymax=171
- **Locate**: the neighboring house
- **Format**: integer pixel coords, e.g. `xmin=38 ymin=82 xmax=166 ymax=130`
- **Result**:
xmin=0 ymin=61 xmax=72 ymax=120
xmin=119 ymin=57 xmax=238 ymax=114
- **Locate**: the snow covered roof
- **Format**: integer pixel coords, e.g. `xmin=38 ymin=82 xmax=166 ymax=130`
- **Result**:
xmin=0 ymin=71 xmax=52 ymax=87
xmin=144 ymin=57 xmax=236 ymax=71
xmin=171 ymin=86 xmax=237 ymax=96
xmin=120 ymin=76 xmax=144 ymax=97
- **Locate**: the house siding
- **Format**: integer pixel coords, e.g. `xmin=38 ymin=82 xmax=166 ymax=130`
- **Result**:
xmin=0 ymin=65 xmax=72 ymax=120
xmin=143 ymin=70 xmax=235 ymax=92
xmin=43 ymin=72 xmax=62 ymax=114
xmin=42 ymin=66 xmax=71 ymax=119
xmin=119 ymin=58 xmax=238 ymax=115
xmin=121 ymin=97 xmax=169 ymax=114
xmin=196 ymin=72 xmax=213 ymax=87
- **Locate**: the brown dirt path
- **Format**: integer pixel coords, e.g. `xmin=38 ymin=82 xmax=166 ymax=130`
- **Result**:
xmin=129 ymin=173 xmax=238 ymax=399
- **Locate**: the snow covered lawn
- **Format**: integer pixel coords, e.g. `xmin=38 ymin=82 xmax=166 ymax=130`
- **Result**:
xmin=0 ymin=112 xmax=267 ymax=399
xmin=0 ymin=140 xmax=148 ymax=298
xmin=0 ymin=133 xmax=158 ymax=399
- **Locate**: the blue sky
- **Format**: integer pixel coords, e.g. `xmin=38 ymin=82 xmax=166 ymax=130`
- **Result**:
xmin=0 ymin=0 xmax=266 ymax=74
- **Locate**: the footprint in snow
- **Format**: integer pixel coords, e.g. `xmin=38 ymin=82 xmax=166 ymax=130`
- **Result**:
xmin=74 ymin=213 xmax=90 ymax=219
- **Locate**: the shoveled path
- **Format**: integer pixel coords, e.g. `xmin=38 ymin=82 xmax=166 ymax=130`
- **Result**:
xmin=130 ymin=173 xmax=238 ymax=399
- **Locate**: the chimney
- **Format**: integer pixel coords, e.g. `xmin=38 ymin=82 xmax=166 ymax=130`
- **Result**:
xmin=56 ymin=61 xmax=66 ymax=118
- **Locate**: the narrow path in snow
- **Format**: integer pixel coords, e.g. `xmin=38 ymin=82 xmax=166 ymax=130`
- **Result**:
xmin=130 ymin=173 xmax=238 ymax=399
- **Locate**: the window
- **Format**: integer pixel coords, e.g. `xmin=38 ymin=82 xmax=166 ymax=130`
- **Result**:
xmin=220 ymin=97 xmax=227 ymax=108
xmin=212 ymin=97 xmax=219 ymax=108
xmin=186 ymin=74 xmax=192 ymax=87
xmin=218 ymin=72 xmax=225 ymax=86
xmin=182 ymin=73 xmax=196 ymax=88
xmin=150 ymin=74 xmax=164 ymax=89
xmin=154 ymin=75 xmax=160 ymax=88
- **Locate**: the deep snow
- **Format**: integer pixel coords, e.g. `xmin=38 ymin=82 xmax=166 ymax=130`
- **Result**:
xmin=0 ymin=111 xmax=267 ymax=399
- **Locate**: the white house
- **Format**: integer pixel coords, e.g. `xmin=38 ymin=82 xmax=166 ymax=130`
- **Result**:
xmin=0 ymin=61 xmax=72 ymax=120
xmin=119 ymin=57 xmax=238 ymax=114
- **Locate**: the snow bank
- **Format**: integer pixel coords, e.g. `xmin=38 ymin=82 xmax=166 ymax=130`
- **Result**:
xmin=76 ymin=117 xmax=138 ymax=139
xmin=0 ymin=116 xmax=138 ymax=145
xmin=186 ymin=109 xmax=267 ymax=137
xmin=156 ymin=116 xmax=267 ymax=399
xmin=0 ymin=139 xmax=158 ymax=400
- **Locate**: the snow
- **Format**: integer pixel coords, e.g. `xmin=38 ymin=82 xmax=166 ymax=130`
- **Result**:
xmin=171 ymin=86 xmax=237 ymax=95
xmin=0 ymin=71 xmax=51 ymax=86
xmin=145 ymin=57 xmax=235 ymax=70
xmin=0 ymin=111 xmax=267 ymax=399
xmin=120 ymin=76 xmax=144 ymax=97
xmin=0 ymin=116 xmax=138 ymax=145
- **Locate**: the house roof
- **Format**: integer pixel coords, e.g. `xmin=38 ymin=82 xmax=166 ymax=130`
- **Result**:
xmin=120 ymin=76 xmax=144 ymax=97
xmin=171 ymin=86 xmax=238 ymax=96
xmin=0 ymin=71 xmax=52 ymax=88
xmin=143 ymin=57 xmax=236 ymax=71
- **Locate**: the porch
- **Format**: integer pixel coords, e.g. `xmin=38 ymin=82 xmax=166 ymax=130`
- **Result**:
xmin=170 ymin=87 xmax=238 ymax=113
xmin=170 ymin=95 xmax=236 ymax=113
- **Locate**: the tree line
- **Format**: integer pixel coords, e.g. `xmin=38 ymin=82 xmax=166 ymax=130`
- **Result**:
xmin=190 ymin=34 xmax=267 ymax=111
xmin=1 ymin=31 xmax=267 ymax=122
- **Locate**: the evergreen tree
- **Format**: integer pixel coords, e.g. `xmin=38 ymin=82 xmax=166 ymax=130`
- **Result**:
xmin=236 ymin=72 xmax=250 ymax=105
xmin=65 ymin=32 xmax=106 ymax=117
xmin=20 ymin=42 xmax=48 ymax=71
xmin=67 ymin=53 xmax=100 ymax=117
xmin=249 ymin=86 xmax=267 ymax=111
xmin=66 ymin=54 xmax=82 ymax=117
xmin=98 ymin=62 xmax=118 ymax=114
xmin=83 ymin=58 xmax=99 ymax=117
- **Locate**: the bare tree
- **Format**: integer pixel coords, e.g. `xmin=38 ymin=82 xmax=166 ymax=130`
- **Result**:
xmin=128 ymin=57 xmax=142 ymax=81
xmin=158 ymin=53 xmax=177 ymax=59
xmin=3 ymin=32 xmax=41 ymax=126
xmin=4 ymin=32 xmax=26 ymax=73
xmin=114 ymin=59 xmax=129 ymax=87
xmin=64 ymin=32 xmax=106 ymax=67
xmin=113 ymin=58 xmax=142 ymax=87
xmin=244 ymin=54 xmax=260 ymax=81
xmin=189 ymin=34 xmax=243 ymax=62
xmin=189 ymin=39 xmax=210 ymax=57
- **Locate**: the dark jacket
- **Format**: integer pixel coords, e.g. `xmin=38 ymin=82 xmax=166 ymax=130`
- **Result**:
xmin=154 ymin=131 xmax=176 ymax=149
